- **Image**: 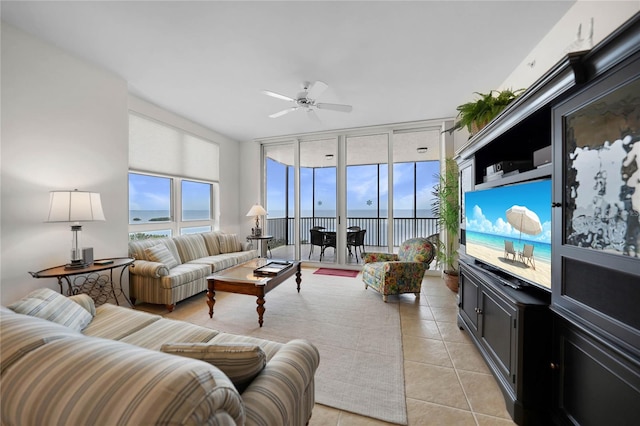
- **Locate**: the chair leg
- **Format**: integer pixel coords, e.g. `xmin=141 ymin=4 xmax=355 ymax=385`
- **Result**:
xmin=383 ymin=295 xmax=388 ymax=302
xmin=414 ymin=292 xmax=420 ymax=298
xmin=308 ymin=245 xmax=313 ymax=260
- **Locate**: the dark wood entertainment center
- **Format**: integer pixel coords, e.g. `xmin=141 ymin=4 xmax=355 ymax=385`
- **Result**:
xmin=455 ymin=14 xmax=639 ymax=426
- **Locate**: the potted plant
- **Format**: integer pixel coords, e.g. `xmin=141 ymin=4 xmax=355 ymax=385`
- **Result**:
xmin=446 ymin=88 xmax=524 ymax=136
xmin=431 ymin=158 xmax=460 ymax=292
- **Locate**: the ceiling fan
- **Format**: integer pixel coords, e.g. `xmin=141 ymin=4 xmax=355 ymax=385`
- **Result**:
xmin=262 ymin=81 xmax=353 ymax=120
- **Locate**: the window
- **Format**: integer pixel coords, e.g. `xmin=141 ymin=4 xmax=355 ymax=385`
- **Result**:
xmin=128 ymin=172 xmax=217 ymax=240
xmin=182 ymin=180 xmax=211 ymax=221
xmin=128 ymin=112 xmax=220 ymax=240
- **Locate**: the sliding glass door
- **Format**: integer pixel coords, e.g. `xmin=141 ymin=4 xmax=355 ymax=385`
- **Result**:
xmin=345 ymin=133 xmax=389 ymax=263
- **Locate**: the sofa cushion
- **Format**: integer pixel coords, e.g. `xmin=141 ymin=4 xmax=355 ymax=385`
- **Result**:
xmin=173 ymin=234 xmax=209 ymax=263
xmin=161 ymin=342 xmax=266 ymax=392
xmin=219 ymin=233 xmax=242 ymax=254
xmin=68 ymin=294 xmax=96 ymax=317
xmin=0 ymin=307 xmax=81 ymax=375
xmin=82 ymin=303 xmax=161 ymax=340
xmin=201 ymin=231 xmax=222 ymax=256
xmin=1 ymin=336 xmax=245 ymax=425
xmin=128 ymin=237 xmax=181 ymax=265
xmin=144 ymin=244 xmax=179 ymax=269
xmin=120 ymin=317 xmax=219 ymax=351
xmin=159 ymin=263 xmax=211 ymax=289
xmin=8 ymin=288 xmax=92 ymax=332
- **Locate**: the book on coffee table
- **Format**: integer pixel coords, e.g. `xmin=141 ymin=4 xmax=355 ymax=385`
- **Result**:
xmin=253 ymin=261 xmax=293 ymax=277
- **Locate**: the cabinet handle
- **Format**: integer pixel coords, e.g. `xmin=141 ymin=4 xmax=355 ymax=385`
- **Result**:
xmin=475 ymin=308 xmax=483 ymax=314
xmin=550 ymin=362 xmax=560 ymax=370
xmin=551 ymin=202 xmax=562 ymax=208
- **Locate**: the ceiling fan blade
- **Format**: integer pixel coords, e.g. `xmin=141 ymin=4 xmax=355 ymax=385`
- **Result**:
xmin=269 ymin=107 xmax=297 ymax=118
xmin=315 ymin=103 xmax=353 ymax=113
xmin=307 ymin=109 xmax=322 ymax=123
xmin=306 ymin=80 xmax=328 ymax=100
xmin=261 ymin=90 xmax=295 ymax=102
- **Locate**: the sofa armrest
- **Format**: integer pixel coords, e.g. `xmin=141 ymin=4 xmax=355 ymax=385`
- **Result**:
xmin=242 ymin=339 xmax=320 ymax=426
xmin=129 ymin=260 xmax=170 ymax=278
xmin=362 ymin=252 xmax=399 ymax=263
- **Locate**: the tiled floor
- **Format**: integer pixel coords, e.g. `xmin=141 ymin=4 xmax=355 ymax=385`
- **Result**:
xmin=144 ymin=273 xmax=516 ymax=426
xmin=307 ymin=275 xmax=517 ymax=426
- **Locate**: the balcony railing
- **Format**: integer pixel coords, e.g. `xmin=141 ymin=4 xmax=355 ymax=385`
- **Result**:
xmin=267 ymin=217 xmax=439 ymax=247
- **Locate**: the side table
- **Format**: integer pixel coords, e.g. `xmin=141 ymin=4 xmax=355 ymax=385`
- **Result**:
xmin=29 ymin=257 xmax=135 ymax=307
xmin=246 ymin=235 xmax=273 ymax=258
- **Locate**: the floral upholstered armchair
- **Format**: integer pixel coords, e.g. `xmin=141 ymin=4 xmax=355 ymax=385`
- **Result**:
xmin=362 ymin=238 xmax=435 ymax=302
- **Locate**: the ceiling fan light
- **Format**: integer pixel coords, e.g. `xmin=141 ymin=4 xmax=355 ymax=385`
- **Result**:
xmin=417 ymin=147 xmax=428 ymax=154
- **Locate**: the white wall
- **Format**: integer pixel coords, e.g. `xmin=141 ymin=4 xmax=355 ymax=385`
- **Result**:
xmin=239 ymin=140 xmax=263 ymax=234
xmin=128 ymin=96 xmax=243 ymax=234
xmin=1 ymin=24 xmax=129 ymax=304
xmin=500 ymin=1 xmax=639 ymax=91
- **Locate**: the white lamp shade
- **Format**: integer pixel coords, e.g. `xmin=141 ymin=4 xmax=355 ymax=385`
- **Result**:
xmin=246 ymin=204 xmax=267 ymax=217
xmin=46 ymin=190 xmax=106 ymax=222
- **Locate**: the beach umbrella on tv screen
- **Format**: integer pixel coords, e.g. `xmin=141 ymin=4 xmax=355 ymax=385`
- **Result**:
xmin=506 ymin=205 xmax=542 ymax=241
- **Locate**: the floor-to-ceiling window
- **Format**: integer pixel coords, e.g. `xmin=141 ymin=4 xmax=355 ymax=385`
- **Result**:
xmin=392 ymin=128 xmax=441 ymax=245
xmin=301 ymin=138 xmax=337 ymax=263
xmin=262 ymin=120 xmax=445 ymax=268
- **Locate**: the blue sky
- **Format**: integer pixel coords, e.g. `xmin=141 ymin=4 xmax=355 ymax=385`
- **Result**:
xmin=465 ymin=179 xmax=552 ymax=242
xmin=129 ymin=173 xmax=211 ymax=211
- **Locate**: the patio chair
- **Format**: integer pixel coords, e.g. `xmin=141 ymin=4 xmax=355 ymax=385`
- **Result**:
xmin=308 ymin=228 xmax=325 ymax=259
xmin=426 ymin=233 xmax=441 ymax=268
xmin=321 ymin=231 xmax=337 ymax=261
xmin=519 ymin=243 xmax=536 ymax=269
xmin=504 ymin=240 xmax=517 ymax=261
xmin=362 ymin=237 xmax=435 ymax=302
xmin=347 ymin=229 xmax=367 ymax=263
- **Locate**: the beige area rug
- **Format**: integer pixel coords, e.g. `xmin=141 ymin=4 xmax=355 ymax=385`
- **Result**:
xmin=167 ymin=268 xmax=408 ymax=425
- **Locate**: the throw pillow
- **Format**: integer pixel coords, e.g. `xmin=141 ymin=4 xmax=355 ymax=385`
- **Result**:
xmin=8 ymin=288 xmax=93 ymax=331
xmin=161 ymin=342 xmax=266 ymax=392
xmin=68 ymin=294 xmax=96 ymax=317
xmin=144 ymin=244 xmax=179 ymax=269
xmin=218 ymin=234 xmax=241 ymax=254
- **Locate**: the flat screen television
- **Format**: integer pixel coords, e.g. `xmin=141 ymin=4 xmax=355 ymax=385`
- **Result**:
xmin=464 ymin=179 xmax=552 ymax=291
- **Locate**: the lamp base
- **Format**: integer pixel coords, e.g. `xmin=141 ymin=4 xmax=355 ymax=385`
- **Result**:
xmin=64 ymin=260 xmax=90 ymax=270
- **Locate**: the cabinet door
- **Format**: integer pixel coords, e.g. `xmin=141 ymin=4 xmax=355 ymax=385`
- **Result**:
xmin=553 ymin=319 xmax=640 ymax=426
xmin=480 ymin=286 xmax=517 ymax=395
xmin=459 ymin=269 xmax=479 ymax=331
xmin=552 ymin=58 xmax=640 ymax=352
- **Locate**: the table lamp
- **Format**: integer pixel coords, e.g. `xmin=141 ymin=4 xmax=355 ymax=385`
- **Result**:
xmin=246 ymin=204 xmax=267 ymax=236
xmin=46 ymin=189 xmax=106 ymax=269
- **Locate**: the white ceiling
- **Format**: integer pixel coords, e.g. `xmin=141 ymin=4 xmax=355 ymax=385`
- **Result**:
xmin=1 ymin=1 xmax=575 ymax=142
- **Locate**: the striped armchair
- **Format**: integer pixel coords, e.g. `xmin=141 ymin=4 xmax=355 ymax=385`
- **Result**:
xmin=362 ymin=237 xmax=435 ymax=302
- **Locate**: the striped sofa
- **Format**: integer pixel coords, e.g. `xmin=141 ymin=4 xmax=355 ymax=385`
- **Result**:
xmin=1 ymin=288 xmax=320 ymax=426
xmin=128 ymin=232 xmax=258 ymax=312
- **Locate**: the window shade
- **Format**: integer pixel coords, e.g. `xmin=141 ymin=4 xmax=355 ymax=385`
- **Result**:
xmin=129 ymin=113 xmax=219 ymax=181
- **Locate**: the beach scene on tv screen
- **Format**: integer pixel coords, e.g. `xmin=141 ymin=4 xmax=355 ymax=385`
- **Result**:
xmin=465 ymin=180 xmax=552 ymax=289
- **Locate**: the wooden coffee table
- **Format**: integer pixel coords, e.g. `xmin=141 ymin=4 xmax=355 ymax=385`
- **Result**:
xmin=206 ymin=258 xmax=301 ymax=327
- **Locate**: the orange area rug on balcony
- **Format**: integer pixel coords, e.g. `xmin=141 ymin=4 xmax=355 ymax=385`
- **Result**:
xmin=313 ymin=268 xmax=359 ymax=278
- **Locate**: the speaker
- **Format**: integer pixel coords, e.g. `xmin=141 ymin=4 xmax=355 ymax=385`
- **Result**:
xmin=533 ymin=146 xmax=552 ymax=168
xmin=82 ymin=247 xmax=94 ymax=265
